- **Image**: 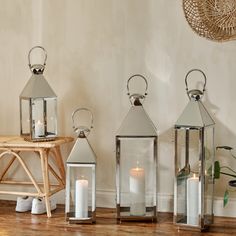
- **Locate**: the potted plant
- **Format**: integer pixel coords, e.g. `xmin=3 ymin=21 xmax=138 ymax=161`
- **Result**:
xmin=214 ymin=146 xmax=236 ymax=207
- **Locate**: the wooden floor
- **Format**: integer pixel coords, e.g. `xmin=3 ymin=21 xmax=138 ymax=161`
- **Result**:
xmin=0 ymin=201 xmax=236 ymax=236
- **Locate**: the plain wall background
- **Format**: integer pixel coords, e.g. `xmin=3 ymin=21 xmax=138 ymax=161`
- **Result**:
xmin=0 ymin=0 xmax=236 ymax=216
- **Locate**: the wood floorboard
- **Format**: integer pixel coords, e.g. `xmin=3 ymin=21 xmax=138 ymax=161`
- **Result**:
xmin=0 ymin=200 xmax=236 ymax=236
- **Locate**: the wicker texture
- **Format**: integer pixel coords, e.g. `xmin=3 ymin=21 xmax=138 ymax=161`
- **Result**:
xmin=183 ymin=0 xmax=236 ymax=42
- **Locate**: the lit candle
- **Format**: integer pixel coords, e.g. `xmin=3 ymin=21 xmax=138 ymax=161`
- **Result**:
xmin=75 ymin=178 xmax=88 ymax=218
xmin=129 ymin=164 xmax=145 ymax=216
xmin=35 ymin=120 xmax=44 ymax=137
xmin=187 ymin=173 xmax=199 ymax=225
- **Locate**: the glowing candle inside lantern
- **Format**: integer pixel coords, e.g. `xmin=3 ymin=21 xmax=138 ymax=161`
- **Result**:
xmin=75 ymin=178 xmax=88 ymax=218
xmin=187 ymin=173 xmax=199 ymax=225
xmin=129 ymin=162 xmax=145 ymax=216
xmin=35 ymin=120 xmax=44 ymax=137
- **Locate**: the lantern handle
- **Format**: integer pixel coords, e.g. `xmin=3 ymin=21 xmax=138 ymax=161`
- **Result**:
xmin=72 ymin=108 xmax=93 ymax=138
xmin=127 ymin=74 xmax=148 ymax=105
xmin=185 ymin=69 xmax=207 ymax=100
xmin=28 ymin=46 xmax=47 ymax=72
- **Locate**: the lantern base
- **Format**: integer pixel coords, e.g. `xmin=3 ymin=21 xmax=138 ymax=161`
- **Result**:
xmin=23 ymin=136 xmax=57 ymax=142
xmin=174 ymin=214 xmax=213 ymax=232
xmin=116 ymin=205 xmax=157 ymax=223
xmin=66 ymin=212 xmax=96 ymax=224
xmin=175 ymin=223 xmax=210 ymax=232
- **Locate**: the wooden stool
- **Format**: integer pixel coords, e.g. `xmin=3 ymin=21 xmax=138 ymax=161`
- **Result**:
xmin=0 ymin=136 xmax=73 ymax=217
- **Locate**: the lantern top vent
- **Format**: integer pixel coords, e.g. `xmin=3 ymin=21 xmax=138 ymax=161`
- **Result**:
xmin=67 ymin=108 xmax=96 ymax=164
xmin=117 ymin=74 xmax=157 ymax=137
xmin=175 ymin=69 xmax=215 ymax=128
xmin=20 ymin=46 xmax=56 ymax=99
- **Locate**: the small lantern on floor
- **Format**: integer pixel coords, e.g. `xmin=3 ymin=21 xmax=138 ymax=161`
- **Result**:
xmin=174 ymin=69 xmax=215 ymax=231
xmin=66 ymin=108 xmax=96 ymax=224
xmin=19 ymin=46 xmax=57 ymax=141
xmin=116 ymin=74 xmax=158 ymax=222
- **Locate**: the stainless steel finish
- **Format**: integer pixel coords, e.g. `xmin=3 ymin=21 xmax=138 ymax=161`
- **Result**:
xmin=175 ymin=99 xmax=215 ymax=128
xmin=117 ymin=106 xmax=157 ymax=137
xmin=28 ymin=46 xmax=47 ymax=68
xmin=175 ymin=70 xmax=214 ymax=128
xmin=72 ymin=108 xmax=93 ymax=137
xmin=174 ymin=69 xmax=215 ymax=231
xmin=127 ymin=74 xmax=148 ymax=105
xmin=20 ymin=74 xmax=56 ymax=99
xmin=66 ymin=107 xmax=96 ymax=224
xmin=116 ymin=75 xmax=157 ymax=222
xmin=20 ymin=46 xmax=57 ymax=142
xmin=185 ymin=69 xmax=206 ymax=100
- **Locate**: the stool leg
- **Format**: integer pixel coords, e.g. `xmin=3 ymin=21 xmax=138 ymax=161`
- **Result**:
xmin=52 ymin=146 xmax=66 ymax=185
xmin=40 ymin=149 xmax=51 ymax=217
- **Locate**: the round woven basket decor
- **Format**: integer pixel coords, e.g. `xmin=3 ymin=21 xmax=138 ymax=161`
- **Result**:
xmin=183 ymin=0 xmax=236 ymax=42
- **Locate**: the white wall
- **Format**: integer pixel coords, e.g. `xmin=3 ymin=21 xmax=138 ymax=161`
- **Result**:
xmin=0 ymin=0 xmax=236 ymax=217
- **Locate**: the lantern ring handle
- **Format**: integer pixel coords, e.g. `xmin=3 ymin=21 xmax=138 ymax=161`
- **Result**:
xmin=185 ymin=69 xmax=207 ymax=98
xmin=28 ymin=46 xmax=47 ymax=69
xmin=72 ymin=108 xmax=93 ymax=137
xmin=127 ymin=74 xmax=148 ymax=97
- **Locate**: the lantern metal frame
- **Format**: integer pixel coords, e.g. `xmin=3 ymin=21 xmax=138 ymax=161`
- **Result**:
xmin=65 ymin=108 xmax=96 ymax=224
xmin=116 ymin=74 xmax=158 ymax=222
xmin=174 ymin=69 xmax=215 ymax=231
xmin=19 ymin=46 xmax=57 ymax=142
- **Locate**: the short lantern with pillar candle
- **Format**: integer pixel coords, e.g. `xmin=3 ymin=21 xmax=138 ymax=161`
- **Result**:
xmin=116 ymin=74 xmax=158 ymax=222
xmin=19 ymin=46 xmax=57 ymax=141
xmin=174 ymin=69 xmax=215 ymax=231
xmin=65 ymin=108 xmax=96 ymax=224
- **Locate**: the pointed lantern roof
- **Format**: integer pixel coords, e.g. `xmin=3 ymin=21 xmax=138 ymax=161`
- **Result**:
xmin=175 ymin=98 xmax=215 ymax=128
xmin=117 ymin=74 xmax=157 ymax=137
xmin=20 ymin=46 xmax=57 ymax=99
xmin=67 ymin=137 xmax=96 ymax=164
xmin=20 ymin=74 xmax=56 ymax=99
xmin=117 ymin=105 xmax=157 ymax=137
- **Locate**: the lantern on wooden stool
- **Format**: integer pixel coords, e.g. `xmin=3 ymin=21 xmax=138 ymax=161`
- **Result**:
xmin=66 ymin=108 xmax=96 ymax=224
xmin=20 ymin=46 xmax=57 ymax=141
xmin=116 ymin=74 xmax=158 ymax=222
xmin=174 ymin=69 xmax=215 ymax=231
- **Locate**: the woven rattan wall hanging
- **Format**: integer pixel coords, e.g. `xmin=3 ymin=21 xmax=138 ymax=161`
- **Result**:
xmin=183 ymin=0 xmax=236 ymax=42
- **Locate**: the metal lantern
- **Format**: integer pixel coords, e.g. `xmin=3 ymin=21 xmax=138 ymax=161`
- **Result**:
xmin=20 ymin=46 xmax=57 ymax=141
xmin=174 ymin=69 xmax=215 ymax=231
xmin=66 ymin=108 xmax=96 ymax=224
xmin=116 ymin=74 xmax=158 ymax=222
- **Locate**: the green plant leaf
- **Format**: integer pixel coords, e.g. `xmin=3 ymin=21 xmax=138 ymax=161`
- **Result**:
xmin=224 ymin=190 xmax=229 ymax=207
xmin=214 ymin=161 xmax=221 ymax=179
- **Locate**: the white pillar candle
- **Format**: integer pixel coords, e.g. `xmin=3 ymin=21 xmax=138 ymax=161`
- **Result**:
xmin=35 ymin=120 xmax=44 ymax=137
xmin=187 ymin=174 xmax=199 ymax=225
xmin=75 ymin=179 xmax=88 ymax=218
xmin=129 ymin=166 xmax=145 ymax=216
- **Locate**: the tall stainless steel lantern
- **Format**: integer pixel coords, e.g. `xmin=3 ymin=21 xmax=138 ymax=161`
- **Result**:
xmin=116 ymin=74 xmax=157 ymax=222
xmin=66 ymin=108 xmax=96 ymax=224
xmin=174 ymin=69 xmax=215 ymax=231
xmin=20 ymin=46 xmax=57 ymax=141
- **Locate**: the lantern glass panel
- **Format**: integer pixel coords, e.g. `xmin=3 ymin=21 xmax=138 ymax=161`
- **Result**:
xmin=31 ymin=97 xmax=57 ymax=138
xmin=20 ymin=98 xmax=30 ymax=135
xmin=32 ymin=98 xmax=45 ymax=137
xmin=118 ymin=137 xmax=156 ymax=217
xmin=203 ymin=127 xmax=214 ymax=225
xmin=175 ymin=128 xmax=200 ymax=225
xmin=67 ymin=164 xmax=95 ymax=219
xmin=45 ymin=98 xmax=57 ymax=136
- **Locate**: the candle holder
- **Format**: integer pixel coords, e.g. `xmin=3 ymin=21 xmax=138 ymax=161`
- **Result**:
xmin=174 ymin=69 xmax=215 ymax=231
xmin=65 ymin=108 xmax=96 ymax=224
xmin=19 ymin=46 xmax=57 ymax=141
xmin=116 ymin=74 xmax=158 ymax=222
